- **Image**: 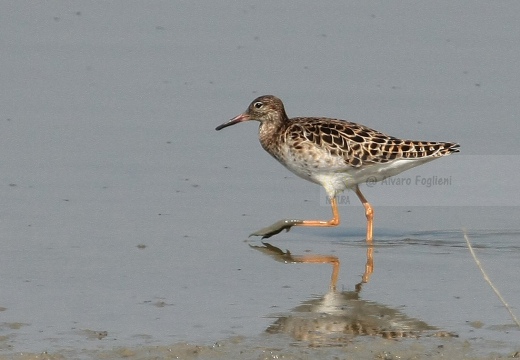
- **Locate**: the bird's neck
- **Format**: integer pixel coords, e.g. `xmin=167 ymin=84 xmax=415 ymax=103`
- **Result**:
xmin=258 ymin=117 xmax=287 ymax=157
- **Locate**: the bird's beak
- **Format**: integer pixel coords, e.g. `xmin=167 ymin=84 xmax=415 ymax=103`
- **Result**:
xmin=215 ymin=113 xmax=251 ymax=131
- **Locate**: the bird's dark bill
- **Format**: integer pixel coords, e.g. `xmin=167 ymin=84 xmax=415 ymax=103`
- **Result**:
xmin=215 ymin=113 xmax=250 ymax=131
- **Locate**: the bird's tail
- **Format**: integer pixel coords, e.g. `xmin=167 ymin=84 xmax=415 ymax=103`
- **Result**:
xmin=397 ymin=140 xmax=460 ymax=159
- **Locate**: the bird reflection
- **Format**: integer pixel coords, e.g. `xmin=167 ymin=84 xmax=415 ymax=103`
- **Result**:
xmin=250 ymin=241 xmax=452 ymax=343
xmin=265 ymin=289 xmax=440 ymax=344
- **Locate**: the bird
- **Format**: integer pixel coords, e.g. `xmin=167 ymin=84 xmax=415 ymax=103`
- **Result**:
xmin=215 ymin=95 xmax=459 ymax=242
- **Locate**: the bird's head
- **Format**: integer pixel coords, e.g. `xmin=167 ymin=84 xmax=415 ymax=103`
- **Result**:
xmin=215 ymin=95 xmax=288 ymax=131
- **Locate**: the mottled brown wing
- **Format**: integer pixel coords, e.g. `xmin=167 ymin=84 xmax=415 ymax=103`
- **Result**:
xmin=286 ymin=118 xmax=459 ymax=168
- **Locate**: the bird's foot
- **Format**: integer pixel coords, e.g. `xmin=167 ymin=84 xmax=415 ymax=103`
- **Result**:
xmin=249 ymin=219 xmax=304 ymax=239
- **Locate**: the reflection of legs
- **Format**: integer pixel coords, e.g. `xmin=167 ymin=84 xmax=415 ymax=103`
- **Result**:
xmin=292 ymin=254 xmax=340 ymax=291
xmin=356 ymin=243 xmax=375 ymax=292
xmin=298 ymin=197 xmax=340 ymax=227
xmin=354 ymin=186 xmax=373 ymax=243
xmin=251 ymin=241 xmax=374 ymax=292
xmin=252 ymin=196 xmax=340 ymax=286
xmin=362 ymin=245 xmax=374 ymax=283
xmin=249 ymin=242 xmax=341 ymax=291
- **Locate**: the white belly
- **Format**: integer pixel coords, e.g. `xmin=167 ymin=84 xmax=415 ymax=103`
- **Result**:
xmin=279 ymin=144 xmax=437 ymax=197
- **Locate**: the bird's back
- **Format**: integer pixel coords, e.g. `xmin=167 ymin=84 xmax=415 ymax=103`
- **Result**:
xmin=282 ymin=117 xmax=459 ymax=169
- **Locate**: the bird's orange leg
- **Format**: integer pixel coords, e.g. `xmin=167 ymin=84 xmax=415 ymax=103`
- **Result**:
xmin=250 ymin=197 xmax=340 ymax=238
xmin=354 ymin=186 xmax=373 ymax=243
xmin=298 ymin=196 xmax=340 ymax=227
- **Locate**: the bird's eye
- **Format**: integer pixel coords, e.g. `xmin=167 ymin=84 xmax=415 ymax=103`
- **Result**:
xmin=253 ymin=101 xmax=263 ymax=109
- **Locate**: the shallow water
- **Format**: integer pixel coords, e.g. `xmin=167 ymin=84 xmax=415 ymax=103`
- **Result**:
xmin=1 ymin=1 xmax=520 ymax=359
